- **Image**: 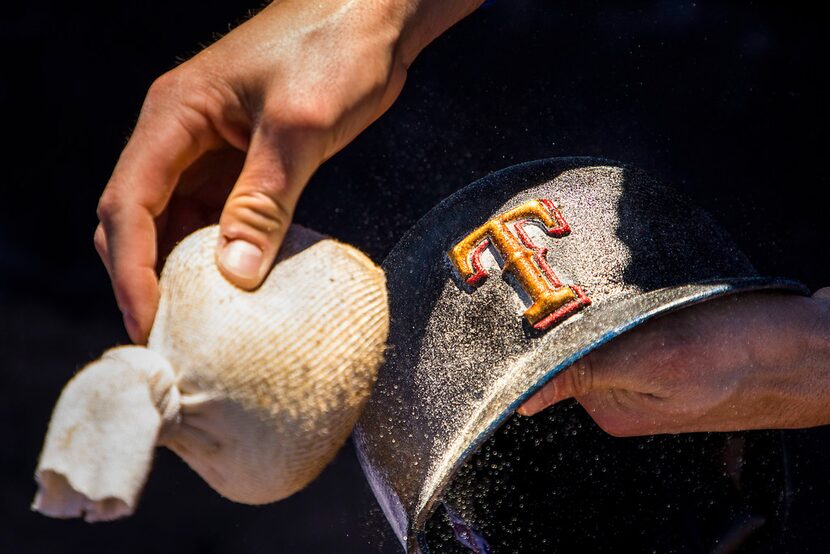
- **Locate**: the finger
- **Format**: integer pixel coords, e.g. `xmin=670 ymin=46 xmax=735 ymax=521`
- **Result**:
xmin=518 ymin=356 xmax=599 ymax=416
xmin=518 ymin=316 xmax=685 ymax=418
xmin=216 ymin=127 xmax=305 ymax=289
xmin=99 ymin=82 xmax=223 ymax=342
xmin=518 ymin=342 xmax=643 ymax=416
xmin=102 ymin=208 xmax=160 ymax=343
xmin=93 ymin=224 xmax=112 ymax=278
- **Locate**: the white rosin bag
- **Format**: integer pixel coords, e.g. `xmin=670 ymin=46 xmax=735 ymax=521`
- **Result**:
xmin=33 ymin=225 xmax=389 ymax=521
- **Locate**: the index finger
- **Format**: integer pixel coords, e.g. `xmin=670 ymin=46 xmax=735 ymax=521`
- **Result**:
xmin=97 ymin=84 xmax=223 ymax=342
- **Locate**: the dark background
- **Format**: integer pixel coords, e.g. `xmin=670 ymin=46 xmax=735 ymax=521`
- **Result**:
xmin=1 ymin=0 xmax=828 ymax=552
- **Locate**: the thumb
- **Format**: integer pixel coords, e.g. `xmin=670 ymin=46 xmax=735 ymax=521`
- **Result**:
xmin=216 ymin=130 xmax=304 ymax=290
xmin=518 ymin=355 xmax=601 ymax=416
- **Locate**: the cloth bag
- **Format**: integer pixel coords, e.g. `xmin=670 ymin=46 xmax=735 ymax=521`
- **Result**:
xmin=33 ymin=225 xmax=389 ymax=521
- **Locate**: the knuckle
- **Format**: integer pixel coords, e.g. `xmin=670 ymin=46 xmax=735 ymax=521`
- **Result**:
xmin=658 ymin=321 xmax=695 ymax=360
xmin=93 ymin=225 xmax=106 ymax=254
xmin=223 ymin=190 xmax=292 ymax=240
xmin=568 ymin=357 xmax=594 ymax=396
xmin=145 ymin=68 xmax=234 ymax=127
xmin=635 ymin=323 xmax=695 ymax=387
xmin=150 ymin=73 xmax=231 ymax=141
xmin=534 ymin=382 xmax=556 ymax=410
xmin=96 ymin=192 xmax=120 ymax=225
xmin=661 ymin=331 xmax=697 ymax=378
xmin=182 ymin=78 xmax=233 ymax=124
xmin=264 ymin=95 xmax=339 ymax=134
xmin=146 ymin=71 xmax=179 ymax=104
xmin=257 ymin=95 xmax=342 ymax=162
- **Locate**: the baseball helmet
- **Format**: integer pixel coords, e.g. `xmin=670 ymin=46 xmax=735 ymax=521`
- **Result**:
xmin=354 ymin=158 xmax=807 ymax=552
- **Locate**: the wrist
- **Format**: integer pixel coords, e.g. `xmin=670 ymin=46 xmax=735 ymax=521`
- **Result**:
xmin=803 ymin=290 xmax=830 ymax=386
xmin=389 ymin=0 xmax=486 ymax=67
xmin=255 ymin=0 xmax=484 ymax=72
xmin=765 ymin=292 xmax=830 ymax=428
xmin=807 ymin=287 xmax=830 ymax=349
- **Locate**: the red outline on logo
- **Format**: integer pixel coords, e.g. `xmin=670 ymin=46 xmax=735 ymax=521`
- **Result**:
xmin=465 ymin=239 xmax=492 ymax=286
xmin=458 ymin=198 xmax=591 ymax=331
xmin=513 ymin=201 xmax=591 ymax=330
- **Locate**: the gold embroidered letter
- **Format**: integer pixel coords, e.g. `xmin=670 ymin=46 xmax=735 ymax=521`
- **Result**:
xmin=449 ymin=199 xmax=590 ymax=330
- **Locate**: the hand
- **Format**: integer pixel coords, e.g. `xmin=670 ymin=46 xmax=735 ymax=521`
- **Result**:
xmin=95 ymin=0 xmax=483 ymax=343
xmin=518 ymin=288 xmax=830 ymax=436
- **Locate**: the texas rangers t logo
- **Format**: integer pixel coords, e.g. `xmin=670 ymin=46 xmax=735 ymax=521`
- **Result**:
xmin=448 ymin=199 xmax=591 ymax=330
